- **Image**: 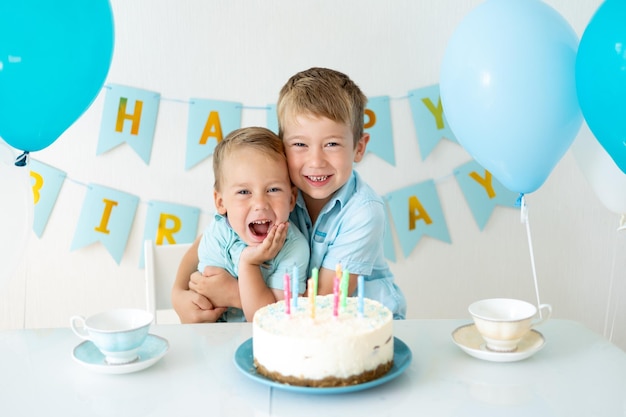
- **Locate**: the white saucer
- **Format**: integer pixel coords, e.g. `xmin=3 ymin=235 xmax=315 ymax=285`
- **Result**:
xmin=452 ymin=323 xmax=545 ymax=362
xmin=72 ymin=334 xmax=169 ymax=374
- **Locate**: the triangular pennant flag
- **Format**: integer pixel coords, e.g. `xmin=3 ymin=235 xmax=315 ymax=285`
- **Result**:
xmin=454 ymin=160 xmax=518 ymax=230
xmin=97 ymin=84 xmax=160 ymax=164
xmin=71 ymin=184 xmax=139 ymax=264
xmin=29 ymin=159 xmax=66 ymax=238
xmin=385 ymin=180 xmax=451 ymax=257
xmin=139 ymin=200 xmax=201 ymax=267
xmin=365 ymin=96 xmax=395 ymax=166
xmin=185 ymin=99 xmax=242 ymax=170
xmin=408 ymin=84 xmax=457 ymax=160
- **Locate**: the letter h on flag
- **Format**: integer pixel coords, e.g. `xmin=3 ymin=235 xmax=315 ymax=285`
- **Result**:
xmin=97 ymin=84 xmax=161 ymax=164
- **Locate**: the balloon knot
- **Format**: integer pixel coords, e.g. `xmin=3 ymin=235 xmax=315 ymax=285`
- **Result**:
xmin=514 ymin=192 xmax=525 ymax=208
xmin=14 ymin=151 xmax=29 ymax=167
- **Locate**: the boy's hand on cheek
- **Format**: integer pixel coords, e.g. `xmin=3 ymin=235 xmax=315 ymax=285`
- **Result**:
xmin=240 ymin=222 xmax=288 ymax=266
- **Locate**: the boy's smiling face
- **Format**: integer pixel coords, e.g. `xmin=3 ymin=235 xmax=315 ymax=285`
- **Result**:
xmin=214 ymin=147 xmax=296 ymax=246
xmin=282 ymin=113 xmax=368 ymax=211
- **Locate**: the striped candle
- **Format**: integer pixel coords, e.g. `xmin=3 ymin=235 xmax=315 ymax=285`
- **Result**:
xmin=284 ymin=273 xmax=291 ymax=315
xmin=358 ymin=275 xmax=364 ymax=317
xmin=340 ymin=269 xmax=349 ymax=309
xmin=311 ymin=267 xmax=319 ymax=298
xmin=308 ymin=278 xmax=315 ymax=319
xmin=333 ymin=276 xmax=339 ymax=318
xmin=292 ymin=264 xmax=298 ymax=308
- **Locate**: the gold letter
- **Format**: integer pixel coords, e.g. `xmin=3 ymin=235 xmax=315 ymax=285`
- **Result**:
xmin=30 ymin=170 xmax=43 ymax=204
xmin=115 ymin=97 xmax=143 ymax=135
xmin=469 ymin=170 xmax=496 ymax=199
xmin=364 ymin=108 xmax=376 ymax=129
xmin=421 ymin=97 xmax=445 ymax=129
xmin=199 ymin=111 xmax=223 ymax=145
xmin=94 ymin=199 xmax=118 ymax=235
xmin=156 ymin=213 xmax=182 ymax=245
xmin=408 ymin=195 xmax=432 ymax=230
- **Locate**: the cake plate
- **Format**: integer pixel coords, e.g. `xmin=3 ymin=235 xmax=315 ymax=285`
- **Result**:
xmin=233 ymin=337 xmax=412 ymax=394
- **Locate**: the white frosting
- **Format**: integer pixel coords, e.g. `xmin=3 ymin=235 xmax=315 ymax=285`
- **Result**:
xmin=253 ymin=295 xmax=393 ymax=382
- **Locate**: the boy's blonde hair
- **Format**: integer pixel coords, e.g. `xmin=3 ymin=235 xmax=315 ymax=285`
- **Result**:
xmin=213 ymin=126 xmax=287 ymax=191
xmin=277 ymin=67 xmax=368 ymax=147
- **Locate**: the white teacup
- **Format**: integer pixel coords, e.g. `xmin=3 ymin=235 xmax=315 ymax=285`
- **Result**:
xmin=468 ymin=298 xmax=552 ymax=352
xmin=70 ymin=308 xmax=153 ymax=364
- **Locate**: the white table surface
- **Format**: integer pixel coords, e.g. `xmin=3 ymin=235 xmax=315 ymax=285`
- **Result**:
xmin=1 ymin=319 xmax=625 ymax=417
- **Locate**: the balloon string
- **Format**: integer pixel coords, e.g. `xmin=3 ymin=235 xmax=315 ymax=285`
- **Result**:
xmin=14 ymin=151 xmax=29 ymax=167
xmin=603 ymin=228 xmax=623 ymax=342
xmin=618 ymin=214 xmax=626 ymax=231
xmin=520 ymin=194 xmax=543 ymax=318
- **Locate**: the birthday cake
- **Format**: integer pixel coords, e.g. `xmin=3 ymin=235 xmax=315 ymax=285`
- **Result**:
xmin=252 ymin=294 xmax=394 ymax=387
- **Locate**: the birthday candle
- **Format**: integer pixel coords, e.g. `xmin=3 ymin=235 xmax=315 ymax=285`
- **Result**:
xmin=333 ymin=276 xmax=339 ymax=318
xmin=311 ymin=267 xmax=319 ymax=297
xmin=284 ymin=273 xmax=291 ymax=315
xmin=358 ymin=275 xmax=364 ymax=317
xmin=292 ymin=264 xmax=299 ymax=309
xmin=308 ymin=278 xmax=315 ymax=319
xmin=340 ymin=269 xmax=349 ymax=309
xmin=335 ymin=262 xmax=342 ymax=281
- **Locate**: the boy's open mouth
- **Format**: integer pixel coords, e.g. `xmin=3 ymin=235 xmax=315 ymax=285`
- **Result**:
xmin=249 ymin=219 xmax=272 ymax=237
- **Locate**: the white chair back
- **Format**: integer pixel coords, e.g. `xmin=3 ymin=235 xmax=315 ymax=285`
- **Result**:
xmin=144 ymin=239 xmax=192 ymax=323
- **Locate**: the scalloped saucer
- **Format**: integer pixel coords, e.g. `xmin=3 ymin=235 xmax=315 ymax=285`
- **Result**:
xmin=72 ymin=334 xmax=169 ymax=374
xmin=452 ymin=323 xmax=545 ymax=362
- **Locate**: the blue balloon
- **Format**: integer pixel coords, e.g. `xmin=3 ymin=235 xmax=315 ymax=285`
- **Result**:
xmin=0 ymin=0 xmax=114 ymax=153
xmin=440 ymin=0 xmax=582 ymax=194
xmin=576 ymin=0 xmax=626 ymax=175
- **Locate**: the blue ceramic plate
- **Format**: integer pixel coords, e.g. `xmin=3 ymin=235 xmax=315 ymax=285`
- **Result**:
xmin=72 ymin=334 xmax=169 ymax=375
xmin=234 ymin=337 xmax=412 ymax=394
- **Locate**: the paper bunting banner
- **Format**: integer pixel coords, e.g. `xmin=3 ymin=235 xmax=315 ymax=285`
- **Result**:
xmin=408 ymin=84 xmax=457 ymax=160
xmin=139 ymin=200 xmax=201 ymax=267
xmin=365 ymin=96 xmax=395 ymax=166
xmin=385 ymin=180 xmax=451 ymax=257
xmin=185 ymin=99 xmax=242 ymax=170
xmin=454 ymin=160 xmax=519 ymax=230
xmin=29 ymin=159 xmax=66 ymax=238
xmin=71 ymin=184 xmax=139 ymax=264
xmin=29 ymin=82 xmax=521 ymax=266
xmin=98 ymin=84 xmax=161 ymax=164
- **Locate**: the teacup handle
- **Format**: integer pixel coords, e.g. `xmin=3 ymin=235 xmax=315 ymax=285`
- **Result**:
xmin=70 ymin=315 xmax=90 ymax=340
xmin=532 ymin=303 xmax=552 ymax=327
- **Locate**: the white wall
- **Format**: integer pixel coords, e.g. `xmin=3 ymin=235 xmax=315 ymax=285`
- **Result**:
xmin=2 ymin=0 xmax=624 ymax=350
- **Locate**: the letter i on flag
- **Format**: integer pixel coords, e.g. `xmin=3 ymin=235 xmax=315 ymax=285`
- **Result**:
xmin=71 ymin=184 xmax=139 ymax=264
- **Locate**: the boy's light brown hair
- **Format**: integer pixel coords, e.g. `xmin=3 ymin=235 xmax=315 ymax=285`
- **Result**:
xmin=277 ymin=67 xmax=368 ymax=147
xmin=212 ymin=126 xmax=287 ymax=191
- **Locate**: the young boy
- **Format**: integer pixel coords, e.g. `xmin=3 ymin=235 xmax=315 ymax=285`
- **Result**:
xmin=172 ymin=68 xmax=406 ymax=322
xmin=182 ymin=126 xmax=309 ymax=322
